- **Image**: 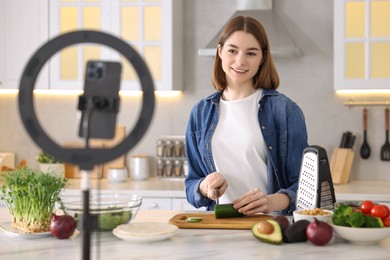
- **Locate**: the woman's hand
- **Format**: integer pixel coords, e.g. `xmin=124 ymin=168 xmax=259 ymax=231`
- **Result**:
xmin=232 ymin=188 xmax=290 ymax=215
xmin=199 ymin=172 xmax=227 ymax=200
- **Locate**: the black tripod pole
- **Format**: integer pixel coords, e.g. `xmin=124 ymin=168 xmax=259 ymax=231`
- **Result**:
xmin=81 ymin=170 xmax=91 ymax=260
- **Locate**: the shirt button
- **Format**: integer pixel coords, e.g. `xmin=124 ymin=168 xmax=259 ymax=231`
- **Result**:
xmin=268 ymin=146 xmax=273 ymax=150
xmin=261 ymin=126 xmax=266 ymax=130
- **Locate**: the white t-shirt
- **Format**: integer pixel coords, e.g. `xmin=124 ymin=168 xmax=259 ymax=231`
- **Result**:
xmin=212 ymin=89 xmax=268 ymax=204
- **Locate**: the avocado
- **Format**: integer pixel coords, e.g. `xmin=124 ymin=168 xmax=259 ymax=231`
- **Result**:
xmin=273 ymin=215 xmax=290 ymax=231
xmin=252 ymin=220 xmax=283 ymax=245
xmin=214 ymin=204 xmax=244 ymax=219
xmin=283 ymin=219 xmax=310 ymax=243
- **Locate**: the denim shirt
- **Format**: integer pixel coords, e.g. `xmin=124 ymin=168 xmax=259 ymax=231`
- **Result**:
xmin=185 ymin=89 xmax=308 ymax=215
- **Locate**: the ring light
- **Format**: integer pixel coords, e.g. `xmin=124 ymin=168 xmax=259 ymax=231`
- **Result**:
xmin=18 ymin=30 xmax=155 ymax=170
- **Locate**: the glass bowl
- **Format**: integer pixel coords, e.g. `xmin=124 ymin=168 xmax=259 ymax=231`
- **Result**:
xmin=60 ymin=194 xmax=142 ymax=231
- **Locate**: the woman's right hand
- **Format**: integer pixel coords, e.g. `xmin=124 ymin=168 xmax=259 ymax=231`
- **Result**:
xmin=199 ymin=172 xmax=227 ymax=200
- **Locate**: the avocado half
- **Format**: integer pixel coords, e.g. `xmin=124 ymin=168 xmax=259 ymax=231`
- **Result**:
xmin=252 ymin=220 xmax=283 ymax=245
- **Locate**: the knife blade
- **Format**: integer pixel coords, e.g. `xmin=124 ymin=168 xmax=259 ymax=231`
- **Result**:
xmin=214 ymin=188 xmax=219 ymax=205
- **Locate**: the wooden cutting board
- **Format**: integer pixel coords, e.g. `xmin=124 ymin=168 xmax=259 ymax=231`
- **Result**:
xmin=169 ymin=212 xmax=272 ymax=229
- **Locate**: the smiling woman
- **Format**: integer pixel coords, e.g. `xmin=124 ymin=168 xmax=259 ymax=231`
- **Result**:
xmin=185 ymin=16 xmax=308 ymax=215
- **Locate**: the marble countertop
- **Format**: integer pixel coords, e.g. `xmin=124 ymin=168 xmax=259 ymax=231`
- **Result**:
xmin=0 ymin=208 xmax=390 ymax=260
xmin=63 ymin=178 xmax=390 ymax=202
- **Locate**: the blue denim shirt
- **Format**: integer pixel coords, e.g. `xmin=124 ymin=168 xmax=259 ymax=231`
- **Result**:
xmin=185 ymin=89 xmax=308 ymax=215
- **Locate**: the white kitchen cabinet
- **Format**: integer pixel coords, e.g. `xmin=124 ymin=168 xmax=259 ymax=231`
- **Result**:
xmin=334 ymin=0 xmax=390 ymax=90
xmin=172 ymin=198 xmax=206 ymax=211
xmin=0 ymin=0 xmax=49 ymax=89
xmin=141 ymin=197 xmax=172 ymax=210
xmin=48 ymin=0 xmax=183 ymax=91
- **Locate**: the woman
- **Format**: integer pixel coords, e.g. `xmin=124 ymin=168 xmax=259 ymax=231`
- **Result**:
xmin=185 ymin=16 xmax=308 ymax=215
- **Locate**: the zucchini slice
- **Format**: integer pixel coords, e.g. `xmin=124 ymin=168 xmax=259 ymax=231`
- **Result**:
xmin=214 ymin=203 xmax=244 ymax=219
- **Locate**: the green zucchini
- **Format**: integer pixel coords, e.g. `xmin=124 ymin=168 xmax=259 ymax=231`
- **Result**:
xmin=214 ymin=203 xmax=244 ymax=219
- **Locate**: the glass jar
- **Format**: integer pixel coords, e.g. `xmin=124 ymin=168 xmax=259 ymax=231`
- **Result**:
xmin=173 ymin=159 xmax=182 ymax=177
xmin=156 ymin=159 xmax=164 ymax=177
xmin=156 ymin=140 xmax=165 ymax=157
xmin=164 ymin=160 xmax=173 ymax=177
xmin=173 ymin=140 xmax=183 ymax=157
xmin=165 ymin=140 xmax=173 ymax=157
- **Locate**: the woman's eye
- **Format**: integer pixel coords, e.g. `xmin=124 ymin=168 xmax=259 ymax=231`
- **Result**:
xmin=228 ymin=49 xmax=237 ymax=54
xmin=247 ymin=52 xmax=257 ymax=56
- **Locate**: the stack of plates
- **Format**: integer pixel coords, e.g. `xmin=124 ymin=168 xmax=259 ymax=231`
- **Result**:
xmin=113 ymin=222 xmax=179 ymax=242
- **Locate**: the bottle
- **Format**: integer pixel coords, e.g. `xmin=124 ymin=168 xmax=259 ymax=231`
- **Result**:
xmin=173 ymin=159 xmax=182 ymax=177
xmin=164 ymin=160 xmax=173 ymax=177
xmin=174 ymin=140 xmax=183 ymax=157
xmin=165 ymin=140 xmax=173 ymax=157
xmin=156 ymin=139 xmax=165 ymax=157
xmin=156 ymin=159 xmax=164 ymax=177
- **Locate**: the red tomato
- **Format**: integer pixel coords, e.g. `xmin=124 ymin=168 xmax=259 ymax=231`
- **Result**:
xmin=371 ymin=205 xmax=388 ymax=219
xmin=360 ymin=200 xmax=375 ymax=215
xmin=380 ymin=204 xmax=390 ymax=218
xmin=383 ymin=217 xmax=390 ymax=227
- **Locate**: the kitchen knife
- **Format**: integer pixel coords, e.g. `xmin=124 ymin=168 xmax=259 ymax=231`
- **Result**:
xmin=214 ymin=188 xmax=219 ymax=205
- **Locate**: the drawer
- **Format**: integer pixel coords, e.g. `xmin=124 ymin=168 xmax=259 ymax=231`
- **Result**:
xmin=142 ymin=198 xmax=172 ymax=210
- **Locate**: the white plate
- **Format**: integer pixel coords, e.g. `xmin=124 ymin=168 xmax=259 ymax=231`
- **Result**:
xmin=0 ymin=222 xmax=52 ymax=239
xmin=331 ymin=224 xmax=390 ymax=245
xmin=113 ymin=222 xmax=179 ymax=243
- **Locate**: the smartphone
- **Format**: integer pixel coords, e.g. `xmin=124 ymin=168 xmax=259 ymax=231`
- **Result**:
xmin=78 ymin=60 xmax=122 ymax=139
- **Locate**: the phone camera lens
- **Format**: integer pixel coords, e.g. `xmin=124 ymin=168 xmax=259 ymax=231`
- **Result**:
xmin=87 ymin=62 xmax=105 ymax=80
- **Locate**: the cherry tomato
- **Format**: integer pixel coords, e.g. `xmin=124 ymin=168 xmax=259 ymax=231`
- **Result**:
xmin=380 ymin=204 xmax=390 ymax=218
xmin=383 ymin=217 xmax=390 ymax=227
xmin=360 ymin=200 xmax=375 ymax=215
xmin=371 ymin=205 xmax=388 ymax=219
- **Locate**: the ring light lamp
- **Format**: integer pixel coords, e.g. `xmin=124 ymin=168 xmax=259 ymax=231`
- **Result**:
xmin=18 ymin=30 xmax=155 ymax=171
xmin=18 ymin=30 xmax=155 ymax=260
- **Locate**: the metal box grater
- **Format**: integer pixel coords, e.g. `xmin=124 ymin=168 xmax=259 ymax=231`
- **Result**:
xmin=296 ymin=145 xmax=336 ymax=211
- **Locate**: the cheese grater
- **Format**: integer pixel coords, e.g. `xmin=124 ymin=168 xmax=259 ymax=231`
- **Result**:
xmin=296 ymin=145 xmax=336 ymax=211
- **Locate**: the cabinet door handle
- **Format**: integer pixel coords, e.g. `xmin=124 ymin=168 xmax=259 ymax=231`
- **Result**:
xmin=151 ymin=203 xmax=159 ymax=209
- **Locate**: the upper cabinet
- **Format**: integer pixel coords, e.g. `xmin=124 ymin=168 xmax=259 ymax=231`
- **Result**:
xmin=334 ymin=0 xmax=390 ymax=90
xmin=49 ymin=0 xmax=183 ymax=91
xmin=0 ymin=0 xmax=182 ymax=91
xmin=0 ymin=0 xmax=49 ymax=89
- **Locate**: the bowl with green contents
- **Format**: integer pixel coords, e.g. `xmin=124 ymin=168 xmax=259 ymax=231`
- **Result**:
xmin=61 ymin=194 xmax=142 ymax=231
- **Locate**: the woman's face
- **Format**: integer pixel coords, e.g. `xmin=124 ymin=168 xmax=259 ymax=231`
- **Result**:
xmin=218 ymin=31 xmax=263 ymax=89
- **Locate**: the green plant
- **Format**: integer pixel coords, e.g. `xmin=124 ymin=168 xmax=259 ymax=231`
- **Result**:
xmin=0 ymin=167 xmax=68 ymax=233
xmin=36 ymin=150 xmax=62 ymax=164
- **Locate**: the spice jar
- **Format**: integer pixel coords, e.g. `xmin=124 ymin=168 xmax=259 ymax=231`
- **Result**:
xmin=156 ymin=140 xmax=165 ymax=157
xmin=183 ymin=160 xmax=188 ymax=177
xmin=173 ymin=160 xmax=182 ymax=177
xmin=156 ymin=159 xmax=164 ymax=177
xmin=165 ymin=140 xmax=173 ymax=157
xmin=174 ymin=140 xmax=183 ymax=157
xmin=164 ymin=160 xmax=173 ymax=177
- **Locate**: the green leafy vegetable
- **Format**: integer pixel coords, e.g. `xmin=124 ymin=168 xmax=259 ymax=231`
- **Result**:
xmin=1 ymin=168 xmax=68 ymax=233
xmin=346 ymin=211 xmax=365 ymax=227
xmin=332 ymin=204 xmax=353 ymax=226
xmin=364 ymin=214 xmax=384 ymax=228
xmin=36 ymin=151 xmax=62 ymax=164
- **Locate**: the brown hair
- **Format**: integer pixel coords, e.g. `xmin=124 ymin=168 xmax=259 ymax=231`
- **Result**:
xmin=212 ymin=16 xmax=279 ymax=91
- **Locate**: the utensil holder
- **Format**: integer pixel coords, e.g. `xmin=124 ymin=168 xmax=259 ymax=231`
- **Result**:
xmin=330 ymin=148 xmax=355 ymax=184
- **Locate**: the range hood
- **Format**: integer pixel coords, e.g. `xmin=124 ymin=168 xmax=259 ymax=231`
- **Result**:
xmin=198 ymin=0 xmax=301 ymax=58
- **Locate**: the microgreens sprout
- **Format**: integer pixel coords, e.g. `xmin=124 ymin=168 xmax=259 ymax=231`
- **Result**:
xmin=0 ymin=167 xmax=68 ymax=233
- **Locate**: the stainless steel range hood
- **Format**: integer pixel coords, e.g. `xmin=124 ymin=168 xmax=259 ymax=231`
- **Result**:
xmin=198 ymin=0 xmax=302 ymax=58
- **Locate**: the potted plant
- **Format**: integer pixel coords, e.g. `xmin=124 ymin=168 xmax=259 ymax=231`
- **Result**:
xmin=0 ymin=167 xmax=68 ymax=233
xmin=36 ymin=150 xmax=65 ymax=178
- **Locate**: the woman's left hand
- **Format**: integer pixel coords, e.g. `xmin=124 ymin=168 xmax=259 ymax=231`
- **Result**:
xmin=232 ymin=188 xmax=270 ymax=215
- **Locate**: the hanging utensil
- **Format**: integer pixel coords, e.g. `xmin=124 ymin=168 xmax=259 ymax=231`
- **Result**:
xmin=360 ymin=108 xmax=371 ymax=159
xmin=380 ymin=108 xmax=390 ymax=161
